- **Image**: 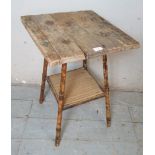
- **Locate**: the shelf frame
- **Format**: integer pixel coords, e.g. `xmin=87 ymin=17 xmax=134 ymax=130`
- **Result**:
xmin=39 ymin=54 xmax=111 ymax=146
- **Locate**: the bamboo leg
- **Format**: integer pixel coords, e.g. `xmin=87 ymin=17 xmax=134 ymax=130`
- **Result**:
xmin=39 ymin=58 xmax=48 ymax=104
xmin=55 ymin=63 xmax=67 ymax=146
xmin=103 ymin=54 xmax=111 ymax=127
xmin=83 ymin=59 xmax=87 ymax=70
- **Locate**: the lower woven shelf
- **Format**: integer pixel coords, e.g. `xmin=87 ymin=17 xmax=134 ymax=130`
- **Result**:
xmin=47 ymin=68 xmax=104 ymax=109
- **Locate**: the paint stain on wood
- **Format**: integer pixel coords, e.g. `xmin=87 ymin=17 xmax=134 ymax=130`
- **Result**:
xmin=45 ymin=20 xmax=54 ymax=25
xmin=42 ymin=40 xmax=49 ymax=47
xmin=65 ymin=21 xmax=73 ymax=26
xmin=100 ymin=32 xmax=111 ymax=37
xmin=61 ymin=39 xmax=71 ymax=44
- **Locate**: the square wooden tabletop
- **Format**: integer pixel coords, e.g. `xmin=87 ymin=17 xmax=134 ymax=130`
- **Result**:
xmin=21 ymin=10 xmax=140 ymax=66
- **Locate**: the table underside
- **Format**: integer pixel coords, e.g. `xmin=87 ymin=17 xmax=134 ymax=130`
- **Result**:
xmin=21 ymin=10 xmax=139 ymax=66
xmin=47 ymin=68 xmax=104 ymax=110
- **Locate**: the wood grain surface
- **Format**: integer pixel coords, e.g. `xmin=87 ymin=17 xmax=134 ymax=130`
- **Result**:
xmin=21 ymin=10 xmax=140 ymax=66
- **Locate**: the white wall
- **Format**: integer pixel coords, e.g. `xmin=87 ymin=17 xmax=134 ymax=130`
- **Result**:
xmin=11 ymin=0 xmax=143 ymax=91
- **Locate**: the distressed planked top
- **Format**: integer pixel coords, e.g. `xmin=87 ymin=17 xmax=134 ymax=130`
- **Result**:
xmin=21 ymin=10 xmax=140 ymax=66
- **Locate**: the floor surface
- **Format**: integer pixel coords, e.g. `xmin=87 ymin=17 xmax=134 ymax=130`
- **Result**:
xmin=11 ymin=84 xmax=143 ymax=155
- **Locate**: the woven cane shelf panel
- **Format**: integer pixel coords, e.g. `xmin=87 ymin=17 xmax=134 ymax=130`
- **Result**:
xmin=47 ymin=68 xmax=104 ymax=109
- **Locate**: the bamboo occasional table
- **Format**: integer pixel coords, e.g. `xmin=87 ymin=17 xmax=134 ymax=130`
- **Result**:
xmin=21 ymin=10 xmax=140 ymax=146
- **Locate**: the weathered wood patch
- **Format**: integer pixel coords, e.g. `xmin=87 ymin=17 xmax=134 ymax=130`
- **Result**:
xmin=21 ymin=10 xmax=140 ymax=65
